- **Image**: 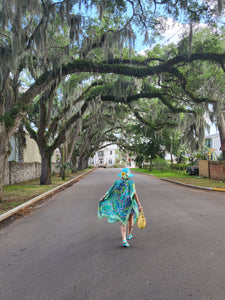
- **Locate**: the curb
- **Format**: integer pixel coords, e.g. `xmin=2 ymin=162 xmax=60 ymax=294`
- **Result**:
xmin=161 ymin=178 xmax=225 ymax=192
xmin=212 ymin=187 xmax=225 ymax=192
xmin=0 ymin=169 xmax=94 ymax=223
xmin=132 ymin=171 xmax=225 ymax=192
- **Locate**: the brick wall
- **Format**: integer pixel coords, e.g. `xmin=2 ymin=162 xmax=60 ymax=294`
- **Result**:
xmin=4 ymin=162 xmax=59 ymax=185
xmin=209 ymin=161 xmax=225 ymax=180
xmin=199 ymin=160 xmax=210 ymax=178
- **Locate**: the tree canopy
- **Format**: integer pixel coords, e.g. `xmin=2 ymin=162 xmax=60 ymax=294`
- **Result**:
xmin=0 ymin=0 xmax=225 ymax=200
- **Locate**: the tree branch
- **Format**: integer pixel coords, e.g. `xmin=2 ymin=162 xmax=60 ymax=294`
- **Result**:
xmin=23 ymin=120 xmax=38 ymax=142
xmin=132 ymin=108 xmax=177 ymax=130
xmin=47 ymin=100 xmax=89 ymax=153
xmin=19 ymin=52 xmax=225 ymax=108
xmin=38 ymin=81 xmax=58 ymax=144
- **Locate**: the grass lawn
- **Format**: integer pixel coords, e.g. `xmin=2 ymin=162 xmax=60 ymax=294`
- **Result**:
xmin=133 ymin=168 xmax=225 ymax=189
xmin=0 ymin=170 xmax=90 ymax=215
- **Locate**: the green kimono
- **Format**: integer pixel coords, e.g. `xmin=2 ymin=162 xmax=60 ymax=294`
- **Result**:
xmin=98 ymin=178 xmax=139 ymax=225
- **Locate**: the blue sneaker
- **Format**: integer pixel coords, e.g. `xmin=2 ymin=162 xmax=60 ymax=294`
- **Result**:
xmin=127 ymin=234 xmax=133 ymax=240
xmin=122 ymin=240 xmax=130 ymax=247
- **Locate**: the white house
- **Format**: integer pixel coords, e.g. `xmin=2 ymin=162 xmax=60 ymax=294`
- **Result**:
xmin=89 ymin=144 xmax=117 ymax=167
xmin=205 ymin=132 xmax=222 ymax=160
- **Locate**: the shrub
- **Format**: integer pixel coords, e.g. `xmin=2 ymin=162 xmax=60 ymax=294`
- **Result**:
xmin=171 ymin=163 xmax=188 ymax=171
xmin=152 ymin=157 xmax=169 ymax=171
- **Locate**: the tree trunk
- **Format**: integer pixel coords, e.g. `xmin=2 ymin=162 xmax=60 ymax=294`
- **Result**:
xmin=0 ymin=145 xmax=9 ymax=202
xmin=0 ymin=123 xmax=12 ymax=202
xmin=83 ymin=156 xmax=89 ymax=169
xmin=66 ymin=126 xmax=80 ymax=164
xmin=78 ymin=157 xmax=83 ymax=171
xmin=71 ymin=156 xmax=78 ymax=173
xmin=148 ymin=157 xmax=153 ymax=172
xmin=40 ymin=151 xmax=52 ymax=185
xmin=78 ymin=154 xmax=88 ymax=171
xmin=217 ymin=111 xmax=225 ymax=161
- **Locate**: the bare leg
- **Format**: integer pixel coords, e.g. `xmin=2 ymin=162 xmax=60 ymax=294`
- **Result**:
xmin=120 ymin=223 xmax=127 ymax=241
xmin=128 ymin=214 xmax=134 ymax=235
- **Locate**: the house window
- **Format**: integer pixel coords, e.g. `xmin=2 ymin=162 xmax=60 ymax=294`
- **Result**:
xmin=110 ymin=150 xmax=113 ymax=155
xmin=108 ymin=159 xmax=112 ymax=165
xmin=98 ymin=151 xmax=104 ymax=157
xmin=205 ymin=139 xmax=212 ymax=148
xmin=89 ymin=158 xmax=94 ymax=164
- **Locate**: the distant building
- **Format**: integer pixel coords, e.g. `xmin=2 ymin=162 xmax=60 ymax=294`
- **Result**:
xmin=89 ymin=144 xmax=117 ymax=167
xmin=8 ymin=133 xmax=59 ymax=163
xmin=205 ymin=133 xmax=222 ymax=160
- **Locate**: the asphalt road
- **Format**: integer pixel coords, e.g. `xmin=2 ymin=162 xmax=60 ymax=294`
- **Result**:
xmin=1 ymin=168 xmax=225 ymax=300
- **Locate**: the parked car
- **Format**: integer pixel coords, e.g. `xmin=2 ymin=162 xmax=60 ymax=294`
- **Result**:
xmin=186 ymin=166 xmax=199 ymax=175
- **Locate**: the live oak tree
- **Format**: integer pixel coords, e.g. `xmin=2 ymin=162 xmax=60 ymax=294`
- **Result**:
xmin=27 ymin=42 xmax=225 ymax=185
xmin=0 ymin=0 xmax=153 ymax=199
xmin=194 ymin=30 xmax=225 ymax=160
xmin=0 ymin=0 xmax=84 ymax=198
xmin=128 ymin=97 xmax=184 ymax=163
xmin=129 ymin=123 xmax=166 ymax=171
xmin=174 ymin=27 xmax=225 ymax=159
xmin=0 ymin=0 xmax=225 ymax=201
xmin=24 ymin=74 xmax=107 ymax=184
xmin=0 ymin=0 xmax=138 ymax=198
xmin=71 ymin=101 xmax=126 ymax=170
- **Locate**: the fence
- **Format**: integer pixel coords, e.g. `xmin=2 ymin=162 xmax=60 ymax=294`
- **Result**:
xmin=209 ymin=161 xmax=225 ymax=180
xmin=199 ymin=160 xmax=225 ymax=180
xmin=4 ymin=161 xmax=59 ymax=185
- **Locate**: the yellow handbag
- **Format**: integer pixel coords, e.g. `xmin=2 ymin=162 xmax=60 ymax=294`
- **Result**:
xmin=137 ymin=211 xmax=146 ymax=229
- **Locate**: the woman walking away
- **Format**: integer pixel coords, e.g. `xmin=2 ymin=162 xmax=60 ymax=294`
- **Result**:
xmin=98 ymin=167 xmax=143 ymax=247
